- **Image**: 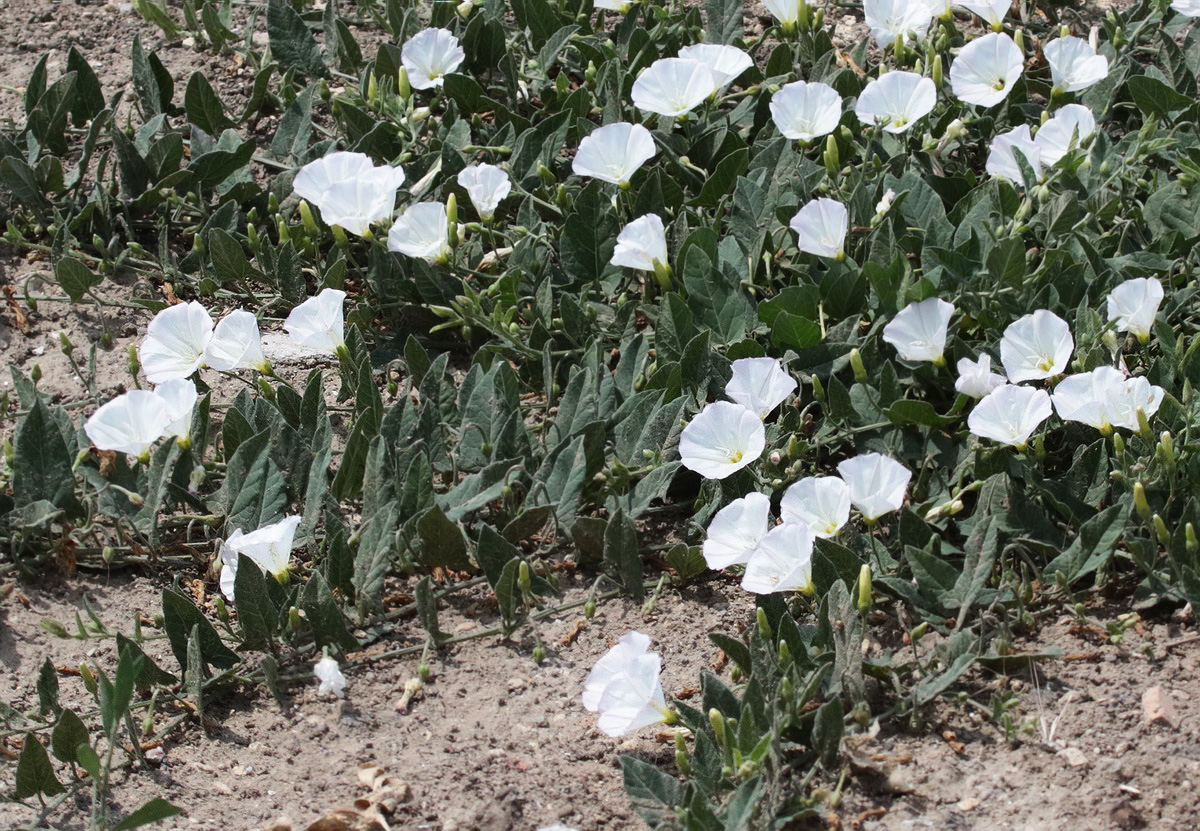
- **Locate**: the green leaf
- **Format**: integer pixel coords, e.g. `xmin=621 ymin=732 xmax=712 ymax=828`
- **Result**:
xmin=693 ymin=148 xmax=749 ymax=208
xmin=416 ymin=505 xmax=472 ymax=571
xmin=132 ymin=0 xmax=181 ymax=39
xmin=233 ymin=554 xmax=277 ymax=652
xmin=50 ymin=709 xmax=89 ymax=764
xmin=986 ymin=236 xmax=1026 ymax=286
xmin=267 ymin=0 xmax=328 ymax=77
xmin=270 ymin=85 xmax=315 ymax=161
xmin=1127 ymin=74 xmax=1195 ymax=118
xmin=113 ymin=798 xmax=183 ymax=831
xmin=705 ymin=0 xmax=746 ymax=45
xmin=811 ymin=700 xmax=844 ymax=769
xmin=13 ymin=734 xmax=64 ymax=798
xmin=771 ymin=311 xmax=822 ymax=350
xmin=66 ymin=47 xmax=105 ymax=126
xmin=226 ymin=441 xmax=287 ymax=533
xmin=12 ymin=399 xmax=79 ymax=514
xmin=604 ymin=508 xmax=644 ymax=601
xmin=1044 ymin=503 xmax=1131 ymax=582
xmin=56 ymin=256 xmax=101 ymax=303
xmin=884 ymin=399 xmax=959 ymax=427
xmin=666 ymin=543 xmax=707 ymax=583
xmin=184 ymin=72 xmax=233 ymax=135
xmin=559 ymin=181 xmax=618 ymax=285
xmin=621 ymin=755 xmax=682 ymax=825
xmin=131 ymin=35 xmax=174 ymax=116
xmin=302 ymin=571 xmax=360 ymax=654
xmin=37 ymin=657 xmax=59 ymax=716
xmin=161 ymin=588 xmax=239 ymax=673
xmin=415 ymin=575 xmax=448 ymax=645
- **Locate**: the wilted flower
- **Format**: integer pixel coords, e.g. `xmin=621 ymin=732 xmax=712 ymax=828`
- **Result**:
xmin=956 ymin=0 xmax=1010 ymax=28
xmin=677 ymin=44 xmax=753 ymax=88
xmin=986 ymin=124 xmax=1043 ymax=182
xmin=401 ymin=28 xmax=465 ymax=90
xmin=955 ymin=354 xmax=1007 ymax=398
xmin=314 ymin=655 xmax=348 ymax=698
xmin=968 ymin=384 xmax=1053 ymax=448
xmin=611 ymin=214 xmax=669 ymax=272
xmin=284 ymin=288 xmax=346 ymax=356
xmin=313 ymin=172 xmax=406 ymax=236
xmin=837 ymin=453 xmax=911 ymax=522
xmin=882 ymin=297 xmax=954 ymax=364
xmin=864 ymin=0 xmax=934 ymax=48
xmin=153 ymin=378 xmax=198 ymax=443
xmin=456 ymin=163 xmax=511 ymax=222
xmin=1000 ymin=309 xmax=1074 ymax=382
xmin=770 ymin=81 xmax=843 ymax=143
xmin=1044 ymin=36 xmax=1109 ymax=93
xmin=292 ymin=152 xmax=377 ymax=206
xmin=205 ymin=310 xmax=270 ymax=373
xmin=679 ymin=401 xmax=766 ymax=479
xmin=725 ymin=357 xmax=798 ymax=418
xmin=789 ymin=197 xmax=848 ymax=259
xmin=219 ymin=515 xmax=302 ymax=600
xmin=742 ymin=522 xmax=815 ymax=595
xmin=84 ymin=390 xmax=172 ymax=460
xmin=1034 ymin=104 xmax=1097 ymax=165
xmin=582 ymin=632 xmax=671 ymax=737
xmin=950 ymin=33 xmax=1024 ymax=108
xmin=572 ymin=122 xmax=657 ymax=188
xmin=703 ymin=492 xmax=771 ymax=569
xmin=632 ymin=58 xmax=719 ymax=117
xmin=854 ymin=70 xmax=937 ymax=134
xmin=387 ymin=202 xmax=453 ymax=264
xmin=1106 ymin=278 xmax=1163 ymax=343
xmin=780 ymin=476 xmax=851 ymax=538
xmin=139 ymin=301 xmax=214 ymax=384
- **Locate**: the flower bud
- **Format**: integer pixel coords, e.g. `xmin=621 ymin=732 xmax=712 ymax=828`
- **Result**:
xmin=518 ymin=560 xmax=532 ymax=593
xmin=810 ymin=375 xmax=825 ymax=405
xmin=1153 ymin=514 xmax=1171 ymax=546
xmin=709 ymin=708 xmax=727 ymax=746
xmin=1186 ymin=523 xmax=1198 ymax=556
xmin=80 ymin=663 xmax=98 ymax=694
xmin=533 ymin=644 xmax=546 ymax=663
xmin=457 ymin=0 xmax=473 ymax=19
xmin=674 ymin=730 xmax=690 ymax=774
xmin=30 ymin=364 xmax=41 ymax=383
xmin=1134 ymin=481 xmax=1152 ymax=520
xmin=298 ymin=199 xmax=319 ymax=237
xmin=1113 ymin=432 xmax=1126 ymax=456
xmin=849 ymin=348 xmax=867 ymax=384
xmin=102 ymin=546 xmax=115 ymax=564
xmin=756 ymin=606 xmax=771 ymax=638
xmin=397 ymin=67 xmax=411 ymax=99
xmin=823 ymin=135 xmax=839 ymax=180
xmin=41 ymin=618 xmax=69 ymax=638
xmin=932 ymin=53 xmax=943 ymax=87
xmin=410 ymin=106 xmax=431 ymax=124
xmin=537 ymin=163 xmax=556 ymax=188
xmin=856 ymin=564 xmax=873 ymax=614
xmin=583 ymin=599 xmax=596 ymax=618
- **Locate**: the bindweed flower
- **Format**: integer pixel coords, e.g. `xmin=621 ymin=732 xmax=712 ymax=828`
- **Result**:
xmin=956 ymin=0 xmax=1010 ymax=27
xmin=153 ymin=378 xmax=198 ymax=443
xmin=401 ymin=28 xmax=465 ymax=90
xmin=863 ymin=0 xmax=934 ymax=48
xmin=725 ymin=357 xmax=798 ymax=418
xmin=854 ymin=71 xmax=937 ymax=134
xmin=968 ymin=384 xmax=1053 ymax=448
xmin=770 ymin=81 xmax=843 ymax=143
xmin=314 ymin=655 xmax=348 ymax=698
xmin=84 ymin=390 xmax=173 ymax=460
xmin=292 ymin=152 xmax=377 ymax=206
xmin=456 ymin=163 xmax=511 ymax=222
xmin=582 ymin=632 xmax=671 ymax=737
xmin=882 ymin=297 xmax=954 ymax=364
xmin=1044 ymin=36 xmax=1109 ymax=93
xmin=703 ymin=491 xmax=771 ymax=569
xmin=205 ymin=310 xmax=270 ymax=373
xmin=631 ymin=58 xmax=719 ymax=117
xmin=219 ymin=515 xmax=302 ymax=600
xmin=1109 ymin=376 xmax=1165 ymax=432
xmin=679 ymin=401 xmax=766 ymax=479
xmin=314 ymin=172 xmax=406 ymax=236
xmin=955 ymin=354 xmax=1007 ymax=398
xmin=611 ymin=214 xmax=669 ymax=272
xmin=837 ymin=453 xmax=911 ymax=522
xmin=1053 ymin=367 xmax=1164 ymax=433
xmin=789 ymin=197 xmax=848 ymax=260
xmin=742 ymin=522 xmax=815 ymax=595
xmin=1000 ymin=309 xmax=1074 ymax=382
xmin=780 ymin=476 xmax=851 ymax=538
xmin=387 ymin=202 xmax=453 ymax=264
xmin=950 ymin=33 xmax=1024 ymax=108
xmin=761 ymin=0 xmax=806 ymax=29
xmin=284 ymin=288 xmax=347 ymax=356
xmin=677 ymin=44 xmax=753 ymax=88
xmin=1172 ymin=0 xmax=1200 ymax=14
xmin=986 ymin=124 xmax=1042 ymax=183
xmin=139 ymin=301 xmax=214 ymax=384
xmin=1106 ymin=278 xmax=1163 ymax=344
xmin=1034 ymin=104 xmax=1097 ymax=165
xmin=572 ymin=122 xmax=657 ymax=188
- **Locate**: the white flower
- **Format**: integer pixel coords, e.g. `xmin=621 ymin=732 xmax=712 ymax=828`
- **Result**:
xmin=139 ymin=301 xmax=214 ymax=384
xmin=1034 ymin=104 xmax=1097 ymax=165
xmin=632 ymin=58 xmax=719 ymax=118
xmin=387 ymin=202 xmax=452 ymax=264
xmin=855 ymin=71 xmax=937 ymax=134
xmin=1044 ymin=36 xmax=1109 ymax=93
xmin=780 ymin=476 xmax=851 ymax=538
xmin=703 ymin=492 xmax=772 ymax=569
xmin=1052 ymin=367 xmax=1164 ymax=432
xmin=456 ymin=163 xmax=511 ymax=222
xmin=956 ymin=0 xmax=1010 ymax=27
xmin=582 ymin=632 xmax=671 ymax=737
xmin=968 ymin=384 xmax=1053 ymax=448
xmin=401 ymin=28 xmax=465 ymax=90
xmin=986 ymin=124 xmax=1043 ymax=183
xmin=955 ymin=354 xmax=1006 ymax=398
xmin=1109 ymin=376 xmax=1165 ymax=431
xmin=314 ymin=170 xmax=406 ymax=236
xmin=84 ymin=390 xmax=172 ymax=459
xmin=219 ymin=515 xmax=302 ymax=600
xmin=725 ymin=357 xmax=798 ymax=418
xmin=152 ymin=378 xmax=198 ymax=442
xmin=677 ymin=44 xmax=753 ymax=88
xmin=837 ymin=453 xmax=911 ymax=522
xmin=314 ymin=655 xmax=347 ymax=698
xmin=882 ymin=297 xmax=954 ymax=363
xmin=1172 ymin=0 xmax=1200 ymax=15
xmin=950 ymin=33 xmax=1024 ymax=108
xmin=762 ymin=0 xmax=805 ymax=28
xmin=204 ymin=310 xmax=269 ymax=373
xmin=789 ymin=197 xmax=848 ymax=259
xmin=1000 ymin=309 xmax=1074 ymax=382
xmin=284 ymin=288 xmax=346 ymax=355
xmin=1106 ymin=278 xmax=1163 ymax=343
xmin=770 ymin=81 xmax=843 ymax=143
xmin=679 ymin=401 xmax=766 ymax=479
xmin=864 ymin=0 xmax=934 ymax=48
xmin=742 ymin=522 xmax=815 ymax=595
xmin=292 ymin=152 xmax=377 ymax=206
xmin=572 ymin=122 xmax=657 ymax=187
xmin=875 ymin=188 xmax=897 ymax=218
xmin=611 ymin=214 xmax=669 ymax=271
